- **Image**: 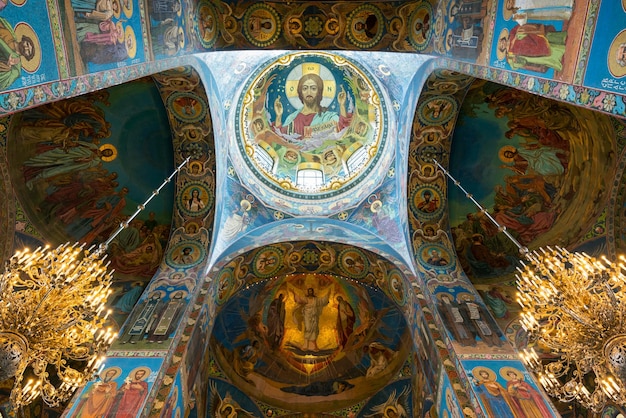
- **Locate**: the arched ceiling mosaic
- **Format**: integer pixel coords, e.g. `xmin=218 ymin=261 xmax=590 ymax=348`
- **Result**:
xmin=208 ymin=241 xmax=417 ymax=415
xmin=232 ymin=51 xmax=393 ymax=216
xmin=447 ymin=79 xmax=620 ymax=283
xmin=5 ymin=79 xmax=175 ymax=248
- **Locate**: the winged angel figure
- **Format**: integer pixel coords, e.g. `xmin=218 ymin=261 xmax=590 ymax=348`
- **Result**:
xmin=209 ymin=381 xmax=255 ymax=417
xmin=364 ymin=385 xmax=411 ymax=417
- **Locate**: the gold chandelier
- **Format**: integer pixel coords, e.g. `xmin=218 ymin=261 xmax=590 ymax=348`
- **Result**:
xmin=433 ymin=159 xmax=626 ymax=413
xmin=0 ymin=157 xmax=189 ymax=408
xmin=517 ymin=247 xmax=626 ymax=412
xmin=0 ymin=243 xmax=114 ymax=407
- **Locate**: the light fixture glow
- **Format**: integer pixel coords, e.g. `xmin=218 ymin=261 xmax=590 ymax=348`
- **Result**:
xmin=0 ymin=157 xmax=189 ymax=408
xmin=434 ymin=158 xmax=626 ymax=412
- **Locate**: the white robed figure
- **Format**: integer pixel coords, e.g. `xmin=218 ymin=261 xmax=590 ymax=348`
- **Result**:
xmin=291 ymin=287 xmax=330 ymax=351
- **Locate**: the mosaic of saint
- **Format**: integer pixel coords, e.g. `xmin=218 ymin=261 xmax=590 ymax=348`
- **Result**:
xmin=5 ymin=79 xmax=175 ymax=332
xmin=449 ymin=82 xmax=615 ymax=282
xmin=237 ymin=52 xmax=387 ymax=198
xmin=210 ymin=273 xmax=411 ymax=413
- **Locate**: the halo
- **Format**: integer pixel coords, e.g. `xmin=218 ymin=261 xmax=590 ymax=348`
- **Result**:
xmin=112 ymin=0 xmax=121 ymax=19
xmin=370 ymin=199 xmax=383 ymax=213
xmin=496 ymin=28 xmax=509 ymax=61
xmin=170 ymin=289 xmax=188 ymax=298
xmin=498 ymin=145 xmax=516 ymax=163
xmin=421 ymin=163 xmax=435 ymax=176
xmin=608 ymin=29 xmax=626 ymax=78
xmin=116 ymin=22 xmax=124 ymax=44
xmin=98 ymin=143 xmax=118 ymax=162
xmin=285 ymin=62 xmax=337 ymax=109
xmin=189 ymin=187 xmax=201 ymax=196
xmin=503 ymin=0 xmax=514 ymax=20
xmin=189 ymin=161 xmax=204 ymax=174
xmin=325 ymin=18 xmax=339 ymax=35
xmin=177 ymin=26 xmax=185 ymax=49
xmin=122 ymin=0 xmax=133 ymax=18
xmin=500 ymin=366 xmax=525 ymax=381
xmin=99 ymin=366 xmax=122 ymax=380
xmin=149 ymin=289 xmax=166 ymax=299
xmin=240 ymin=199 xmax=252 ymax=211
xmin=411 ymin=6 xmax=430 ymax=43
xmin=281 ymin=147 xmax=301 ymax=165
xmin=129 ymin=366 xmax=151 ymax=381
xmin=435 ymin=292 xmax=455 ymax=302
xmin=472 ymin=366 xmax=496 ymax=382
xmin=455 ymin=291 xmax=473 ymax=302
xmin=185 ymin=221 xmax=200 ymax=233
xmin=448 ymin=0 xmax=457 ymax=22
xmin=125 ymin=26 xmax=137 ymax=59
xmin=322 ymin=147 xmax=339 ymax=164
xmin=14 ymin=23 xmax=41 ymax=74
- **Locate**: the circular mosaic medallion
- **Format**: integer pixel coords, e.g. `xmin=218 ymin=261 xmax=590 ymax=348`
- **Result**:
xmin=346 ymin=5 xmax=384 ymax=49
xmin=387 ymin=269 xmax=407 ymax=306
xmin=166 ymin=241 xmax=206 ymax=268
xmin=196 ymin=1 xmax=218 ymax=48
xmin=243 ymin=3 xmax=281 ymax=47
xmin=236 ymin=52 xmax=388 ymax=200
xmin=418 ymin=96 xmax=457 ymax=126
xmin=177 ymin=182 xmax=212 ymax=217
xmin=252 ymin=246 xmax=283 ymax=278
xmin=410 ymin=184 xmax=444 ymax=220
xmin=445 ymin=28 xmax=454 ymax=54
xmin=124 ymin=26 xmax=137 ymax=59
xmin=168 ymin=92 xmax=207 ymax=123
xmin=216 ymin=268 xmax=234 ymax=304
xmin=609 ymin=29 xmax=626 ymax=78
xmin=122 ymin=0 xmax=132 ymax=18
xmin=338 ymin=248 xmax=369 ymax=279
xmin=408 ymin=3 xmax=433 ymax=51
xmin=417 ymin=243 xmax=455 ymax=270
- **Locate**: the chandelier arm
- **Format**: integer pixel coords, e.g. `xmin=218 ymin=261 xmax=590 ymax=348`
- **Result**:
xmin=431 ymin=159 xmax=626 ymax=412
xmin=601 ymin=277 xmax=620 ymax=310
xmin=555 ymin=304 xmax=597 ymax=330
xmin=0 ymin=157 xmax=191 ymax=408
xmin=22 ymin=288 xmax=54 ymax=331
xmin=98 ymin=156 xmax=190 ymax=255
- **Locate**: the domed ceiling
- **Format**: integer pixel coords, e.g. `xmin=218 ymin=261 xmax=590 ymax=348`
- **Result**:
xmin=231 ymin=51 xmax=393 ymax=215
xmin=208 ymin=50 xmax=425 ymax=267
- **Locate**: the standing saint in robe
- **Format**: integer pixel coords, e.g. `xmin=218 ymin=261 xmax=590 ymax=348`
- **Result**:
xmin=147 ymin=290 xmax=186 ymax=343
xmin=291 ymin=287 xmax=330 ymax=351
xmin=336 ymin=295 xmax=355 ymax=349
xmin=266 ymin=293 xmax=286 ymax=350
xmin=472 ymin=367 xmax=517 ymax=418
xmin=74 ymin=367 xmax=120 ymax=417
xmin=110 ymin=367 xmax=150 ymax=418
